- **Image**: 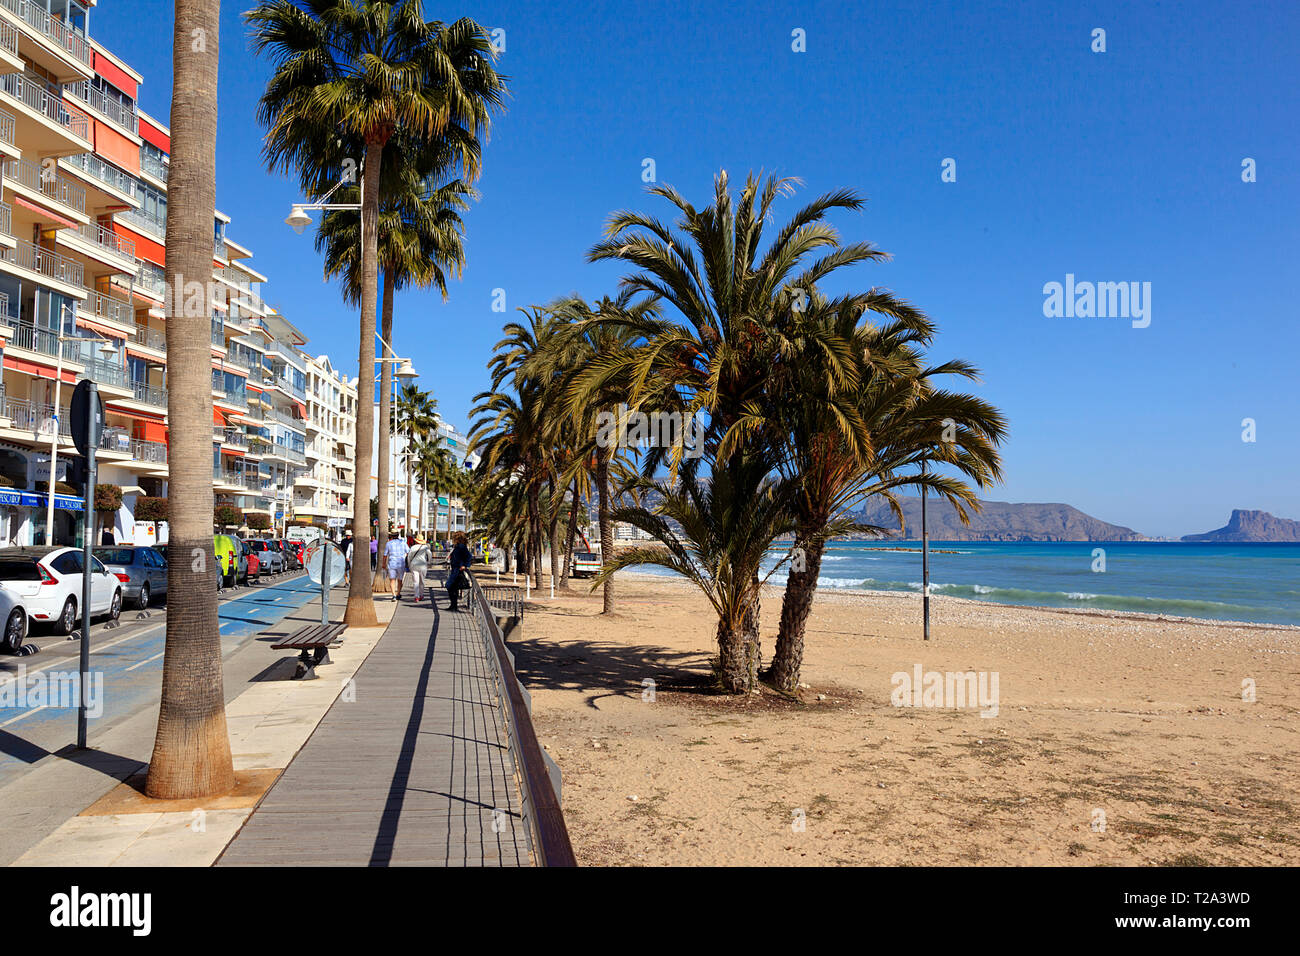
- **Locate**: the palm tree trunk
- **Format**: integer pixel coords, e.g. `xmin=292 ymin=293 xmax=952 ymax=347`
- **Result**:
xmin=344 ymin=139 xmax=384 ymax=625
xmin=147 ymin=0 xmax=235 ymax=800
xmin=547 ymin=479 xmax=560 ymax=587
xmin=372 ymin=268 xmax=393 ymax=593
xmin=595 ymin=453 xmax=614 ymax=614
xmin=769 ymin=533 xmax=825 ymax=694
xmin=405 ymin=443 xmax=414 ymax=539
xmin=560 ymin=478 xmax=578 ymax=587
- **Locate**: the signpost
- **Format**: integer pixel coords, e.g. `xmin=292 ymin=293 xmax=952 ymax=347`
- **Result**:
xmin=70 ymin=379 xmax=103 ymax=748
xmin=304 ymin=540 xmax=345 ymax=626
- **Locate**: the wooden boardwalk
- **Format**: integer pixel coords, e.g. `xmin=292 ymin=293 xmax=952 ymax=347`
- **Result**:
xmin=218 ymin=571 xmax=532 ymax=866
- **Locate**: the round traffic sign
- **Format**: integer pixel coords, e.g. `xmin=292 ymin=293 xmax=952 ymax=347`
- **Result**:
xmin=304 ymin=540 xmax=346 ymax=587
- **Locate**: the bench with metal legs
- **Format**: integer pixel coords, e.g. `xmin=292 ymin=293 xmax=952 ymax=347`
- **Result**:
xmin=272 ymin=622 xmax=347 ymax=680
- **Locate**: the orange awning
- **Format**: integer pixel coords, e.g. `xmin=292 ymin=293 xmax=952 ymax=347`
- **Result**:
xmin=3 ymin=356 xmax=76 ymax=383
xmin=76 ymin=317 xmax=128 ymax=340
xmin=19 ymin=197 xmax=77 ymax=229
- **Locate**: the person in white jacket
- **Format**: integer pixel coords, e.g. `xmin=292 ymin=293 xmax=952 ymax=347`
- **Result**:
xmin=406 ymin=534 xmax=431 ymax=603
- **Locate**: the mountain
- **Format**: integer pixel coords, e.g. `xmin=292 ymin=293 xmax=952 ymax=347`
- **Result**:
xmin=1181 ymin=510 xmax=1300 ymax=542
xmin=847 ymin=496 xmax=1149 ymax=542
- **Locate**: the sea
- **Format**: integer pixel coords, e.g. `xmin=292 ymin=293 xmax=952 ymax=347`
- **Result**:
xmin=630 ymin=541 xmax=1300 ymax=628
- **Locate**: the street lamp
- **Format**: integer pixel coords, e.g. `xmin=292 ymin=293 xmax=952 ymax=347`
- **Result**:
xmin=284 ymin=175 xmax=361 ymax=233
xmin=45 ymin=313 xmax=119 ymax=546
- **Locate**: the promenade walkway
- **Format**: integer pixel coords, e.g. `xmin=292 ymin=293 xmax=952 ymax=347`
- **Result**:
xmin=218 ymin=571 xmax=532 ymax=866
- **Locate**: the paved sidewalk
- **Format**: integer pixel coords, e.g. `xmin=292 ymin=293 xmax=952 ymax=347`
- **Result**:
xmin=218 ymin=571 xmax=532 ymax=866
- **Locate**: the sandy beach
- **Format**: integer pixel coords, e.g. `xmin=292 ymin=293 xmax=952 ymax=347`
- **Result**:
xmin=516 ymin=572 xmax=1300 ymax=866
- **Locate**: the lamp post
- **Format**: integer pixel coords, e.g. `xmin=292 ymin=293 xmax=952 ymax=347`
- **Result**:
xmin=45 ymin=313 xmax=119 ymax=546
xmin=373 ymin=348 xmax=418 ymax=535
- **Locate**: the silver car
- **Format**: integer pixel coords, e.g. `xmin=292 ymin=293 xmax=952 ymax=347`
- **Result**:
xmin=94 ymin=545 xmax=168 ymax=610
xmin=247 ymin=539 xmax=285 ymax=574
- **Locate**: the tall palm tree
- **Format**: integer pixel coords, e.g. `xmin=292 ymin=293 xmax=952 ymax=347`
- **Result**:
xmin=147 ymin=0 xmax=235 ymax=800
xmin=763 ymin=292 xmax=1007 ymax=693
xmin=410 ymin=433 xmax=446 ymax=534
xmin=393 ymin=384 xmax=437 ymax=533
xmin=315 ymin=134 xmax=471 ymax=588
xmin=248 ymin=1 xmax=503 ymax=625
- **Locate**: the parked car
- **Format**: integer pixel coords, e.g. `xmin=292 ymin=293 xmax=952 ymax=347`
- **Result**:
xmin=0 ymin=560 xmax=37 ymax=651
xmin=244 ymin=542 xmax=261 ymax=583
xmin=94 ymin=545 xmax=168 ymax=610
xmin=0 ymin=547 xmax=122 ymax=635
xmin=230 ymin=536 xmax=251 ymax=586
xmin=247 ymin=539 xmax=285 ymax=575
xmin=214 ymin=534 xmax=238 ymax=589
xmin=278 ymin=539 xmax=303 ymax=570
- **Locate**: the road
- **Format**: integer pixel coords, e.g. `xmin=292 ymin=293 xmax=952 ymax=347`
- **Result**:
xmin=0 ymin=570 xmax=326 ymax=789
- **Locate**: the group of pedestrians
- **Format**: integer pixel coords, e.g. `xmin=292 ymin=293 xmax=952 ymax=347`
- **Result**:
xmin=336 ymin=529 xmax=473 ymax=608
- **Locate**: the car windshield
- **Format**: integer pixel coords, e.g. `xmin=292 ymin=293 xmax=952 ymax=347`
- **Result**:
xmin=250 ymin=541 xmax=266 ymax=551
xmin=576 ymin=552 xmax=598 ymax=561
xmin=95 ymin=548 xmax=136 ymax=566
xmin=0 ymin=558 xmax=42 ymax=581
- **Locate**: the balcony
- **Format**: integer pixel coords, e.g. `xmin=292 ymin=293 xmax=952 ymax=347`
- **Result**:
xmin=0 ymin=0 xmax=93 ymax=74
xmin=129 ymin=381 xmax=167 ymax=409
xmin=215 ymin=426 xmax=247 ymax=447
xmin=116 ymin=204 xmax=164 ymax=240
xmin=0 ymin=236 xmax=85 ymax=291
xmin=0 ymin=70 xmax=89 ymax=154
xmin=82 ymin=357 xmax=128 ymax=390
xmin=3 ymin=156 xmax=87 ymax=217
xmin=3 ymin=318 xmax=78 ymax=361
xmin=62 ymin=151 xmax=140 ymax=208
xmin=141 ymin=151 xmax=168 ymax=184
xmin=69 ymin=221 xmax=137 ymax=273
xmin=131 ymin=322 xmax=165 ymax=353
xmin=64 ymin=79 xmax=138 ymax=135
xmin=82 ymin=289 xmax=135 ymax=327
xmin=0 ymin=106 xmax=14 ymax=154
xmin=131 ymin=438 xmax=168 ymax=465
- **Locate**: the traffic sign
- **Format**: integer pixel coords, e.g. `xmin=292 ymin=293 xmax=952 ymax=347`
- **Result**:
xmin=70 ymin=380 xmax=104 ymax=460
xmin=304 ymin=541 xmax=346 ymax=588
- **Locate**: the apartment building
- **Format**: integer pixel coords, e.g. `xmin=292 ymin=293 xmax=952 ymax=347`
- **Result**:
xmin=293 ymin=352 xmax=357 ymax=535
xmin=371 ymin=411 xmax=478 ymax=538
xmin=0 ymin=2 xmax=354 ymax=546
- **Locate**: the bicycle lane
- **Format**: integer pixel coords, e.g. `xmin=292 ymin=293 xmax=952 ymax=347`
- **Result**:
xmin=0 ymin=575 xmax=323 ymax=786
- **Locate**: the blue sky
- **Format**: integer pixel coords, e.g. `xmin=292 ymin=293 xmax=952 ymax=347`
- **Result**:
xmin=93 ymin=1 xmax=1298 ymax=538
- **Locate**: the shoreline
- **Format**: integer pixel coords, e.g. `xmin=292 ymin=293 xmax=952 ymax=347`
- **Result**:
xmin=617 ymin=570 xmax=1300 ymax=633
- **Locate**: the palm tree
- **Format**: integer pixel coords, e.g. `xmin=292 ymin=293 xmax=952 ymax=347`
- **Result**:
xmin=393 ymin=383 xmax=438 ymax=536
xmin=247 ymin=1 xmax=504 ymax=625
xmin=410 ymin=433 xmax=446 ymax=534
xmin=763 ymin=292 xmax=1007 ymax=693
xmin=146 ymin=0 xmax=236 ymax=800
xmin=315 ymin=134 xmax=471 ymax=588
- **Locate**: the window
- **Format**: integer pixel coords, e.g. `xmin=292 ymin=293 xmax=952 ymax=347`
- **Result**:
xmin=0 ymin=558 xmax=42 ymax=582
xmin=94 ymin=548 xmax=135 ymax=566
xmin=51 ymin=552 xmax=81 ymax=575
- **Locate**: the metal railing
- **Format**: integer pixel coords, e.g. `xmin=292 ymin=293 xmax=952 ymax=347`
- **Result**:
xmin=132 ymin=323 xmax=165 ymax=351
xmin=0 ymin=19 xmax=15 ymax=56
xmin=82 ymin=289 xmax=134 ymax=326
xmin=0 ymin=106 xmax=14 ymax=148
xmin=117 ymin=204 xmax=165 ymax=239
xmin=65 ymin=79 xmax=138 ymax=134
xmin=141 ymin=150 xmax=168 ymax=183
xmin=3 ymin=157 xmax=87 ymax=215
xmin=3 ymin=319 xmax=78 ymax=360
xmin=0 ymin=0 xmax=92 ymax=66
xmin=0 ymin=69 xmax=88 ymax=139
xmin=63 ymin=151 xmax=139 ymax=201
xmin=130 ymin=380 xmax=167 ymax=408
xmin=75 ymin=221 xmax=137 ymax=264
xmin=83 ymin=357 xmax=127 ymax=389
xmin=216 ymin=427 xmax=248 ymax=447
xmin=0 ymin=237 xmax=85 ymax=288
xmin=0 ymin=200 xmax=10 ymax=237
xmin=131 ymin=438 xmax=168 ymax=464
xmin=465 ymin=569 xmax=573 ymax=866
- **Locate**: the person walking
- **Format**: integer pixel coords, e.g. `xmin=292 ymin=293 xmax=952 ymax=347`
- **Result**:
xmin=342 ymin=534 xmax=354 ymax=587
xmin=383 ymin=530 xmax=409 ymax=601
xmin=447 ymin=531 xmax=473 ymax=612
xmin=407 ymin=534 xmax=431 ymax=603
xmin=370 ymin=535 xmax=378 ymax=572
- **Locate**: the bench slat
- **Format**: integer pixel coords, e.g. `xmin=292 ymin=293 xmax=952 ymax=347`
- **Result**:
xmin=272 ymin=622 xmax=346 ymax=651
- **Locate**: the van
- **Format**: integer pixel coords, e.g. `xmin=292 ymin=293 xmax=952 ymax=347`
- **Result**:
xmin=213 ymin=534 xmax=237 ymax=588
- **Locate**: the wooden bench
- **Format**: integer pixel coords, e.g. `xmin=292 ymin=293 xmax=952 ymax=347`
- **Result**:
xmin=272 ymin=622 xmax=347 ymax=680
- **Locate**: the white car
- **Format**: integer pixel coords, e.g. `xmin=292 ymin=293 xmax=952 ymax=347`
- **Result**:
xmin=0 ymin=547 xmax=122 ymax=637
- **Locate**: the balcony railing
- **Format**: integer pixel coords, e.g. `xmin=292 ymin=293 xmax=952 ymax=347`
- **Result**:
xmin=82 ymin=289 xmax=135 ymax=327
xmin=215 ymin=426 xmax=247 ymax=447
xmin=131 ymin=438 xmax=168 ymax=464
xmin=0 ymin=200 xmax=10 ymax=237
xmin=116 ymin=204 xmax=165 ymax=239
xmin=0 ymin=107 xmax=14 ymax=148
xmin=0 ymin=70 xmax=88 ymax=140
xmin=132 ymin=322 xmax=165 ymax=352
xmin=271 ymin=442 xmax=306 ymax=464
xmin=0 ymin=0 xmax=93 ymax=66
xmin=75 ymin=221 xmax=137 ymax=265
xmin=130 ymin=381 xmax=167 ymax=408
xmin=83 ymin=357 xmax=127 ymax=389
xmin=4 ymin=157 xmax=86 ymax=215
xmin=63 ymin=151 xmax=139 ymax=201
xmin=65 ymin=80 xmax=138 ymax=134
xmin=141 ymin=151 xmax=168 ymax=183
xmin=3 ymin=319 xmax=77 ymax=361
xmin=0 ymin=19 xmax=15 ymax=57
xmin=0 ymin=237 xmax=85 ymax=289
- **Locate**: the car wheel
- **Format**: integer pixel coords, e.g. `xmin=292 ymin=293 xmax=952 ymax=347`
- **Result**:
xmin=56 ymin=597 xmax=77 ymax=636
xmin=108 ymin=590 xmax=122 ymax=622
xmin=137 ymin=582 xmax=151 ymax=610
xmin=4 ymin=608 xmax=26 ymax=653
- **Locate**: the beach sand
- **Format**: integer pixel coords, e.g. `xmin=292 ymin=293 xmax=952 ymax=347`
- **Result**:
xmin=514 ymin=573 xmax=1300 ymax=866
